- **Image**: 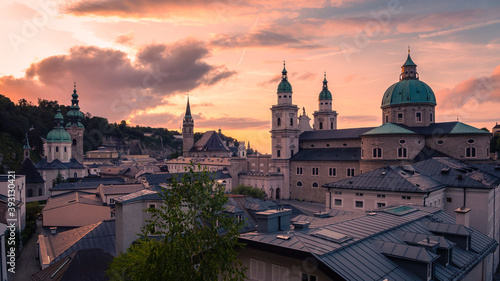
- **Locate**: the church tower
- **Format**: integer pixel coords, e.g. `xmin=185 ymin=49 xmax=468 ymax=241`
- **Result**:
xmin=270 ymin=62 xmax=299 ymax=199
xmin=46 ymin=109 xmax=72 ymax=162
xmin=65 ymin=83 xmax=84 ymax=163
xmin=182 ymin=97 xmax=194 ymax=154
xmin=313 ymin=72 xmax=338 ymax=130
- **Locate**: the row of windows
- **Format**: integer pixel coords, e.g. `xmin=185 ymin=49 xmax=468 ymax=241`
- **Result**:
xmin=276 ymin=118 xmax=294 ymax=127
xmin=318 ymin=121 xmax=334 ymax=130
xmin=49 ymin=146 xmax=68 ymax=153
xmin=368 ymin=146 xmax=479 ymax=159
xmin=296 ymin=167 xmax=354 ymax=177
xmin=385 ymin=112 xmax=433 ymax=123
xmin=276 ymin=150 xmax=295 ymax=158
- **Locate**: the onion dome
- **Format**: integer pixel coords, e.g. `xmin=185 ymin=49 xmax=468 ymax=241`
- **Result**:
xmin=66 ymin=82 xmax=84 ymax=129
xmin=277 ymin=61 xmax=292 ymax=93
xmin=47 ymin=109 xmax=71 ymax=143
xmin=318 ymin=72 xmax=332 ymax=100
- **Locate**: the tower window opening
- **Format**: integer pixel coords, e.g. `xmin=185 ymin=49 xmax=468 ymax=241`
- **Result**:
xmin=330 ymin=123 xmax=333 ymax=129
xmin=277 ymin=118 xmax=281 ymax=126
xmin=72 ymin=139 xmax=76 ymax=146
xmin=319 ymin=122 xmax=323 ymax=129
xmin=290 ymin=118 xmax=293 ymax=126
xmin=397 ymin=113 xmax=403 ymax=123
xmin=56 ymin=147 xmax=59 ymax=153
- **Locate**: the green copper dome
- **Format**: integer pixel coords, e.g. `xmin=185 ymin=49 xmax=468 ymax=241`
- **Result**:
xmin=66 ymin=83 xmax=85 ymax=129
xmin=277 ymin=62 xmax=292 ymax=93
xmin=318 ymin=73 xmax=332 ymax=100
xmin=47 ymin=109 xmax=71 ymax=143
xmin=381 ymin=79 xmax=436 ymax=108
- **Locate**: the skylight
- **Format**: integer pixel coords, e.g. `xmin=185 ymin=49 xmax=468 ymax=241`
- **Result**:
xmin=311 ymin=229 xmax=352 ymax=243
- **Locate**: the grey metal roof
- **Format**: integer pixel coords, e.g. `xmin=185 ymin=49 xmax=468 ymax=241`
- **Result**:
xmin=35 ymin=158 xmax=85 ymax=170
xmin=239 ymin=206 xmax=497 ymax=281
xmin=100 ymin=184 xmax=145 ymax=195
xmin=44 ymin=191 xmax=105 ymax=211
xmin=190 ymin=130 xmax=230 ymax=152
xmin=145 ymin=170 xmax=232 ymax=186
xmin=17 ymin=158 xmax=45 ymax=183
xmin=114 ymin=189 xmax=162 ymax=204
xmin=413 ymin=157 xmax=500 ymax=189
xmin=376 ymin=240 xmax=439 ymax=263
xmin=323 ymin=165 xmax=444 ymax=193
xmin=291 ymin=147 xmax=361 ymax=162
xmin=300 ymin=127 xmax=376 ymax=141
xmin=50 ymin=181 xmax=106 ymax=191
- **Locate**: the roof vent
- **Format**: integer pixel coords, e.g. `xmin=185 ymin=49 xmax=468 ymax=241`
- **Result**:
xmin=441 ymin=168 xmax=450 ymax=174
xmin=367 ymin=212 xmax=377 ymax=216
xmin=311 ymin=229 xmax=352 ymax=243
xmin=276 ymin=235 xmax=291 ymax=240
xmin=293 ymin=221 xmax=311 ymax=230
xmin=457 ymin=174 xmax=463 ymax=180
xmin=381 ymin=172 xmax=386 ymax=175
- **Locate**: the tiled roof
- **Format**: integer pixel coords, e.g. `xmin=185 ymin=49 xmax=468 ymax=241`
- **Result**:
xmin=299 ymin=127 xmax=375 ymax=141
xmin=31 ymin=249 xmax=113 ymax=281
xmin=50 ymin=182 xmax=104 ymax=191
xmin=100 ymin=184 xmax=145 ymax=195
xmin=291 ymin=148 xmax=361 ymax=162
xmin=239 ymin=206 xmax=498 ymax=281
xmin=44 ymin=191 xmax=105 ymax=211
xmin=18 ymin=158 xmax=45 ymax=183
xmin=114 ymin=189 xmax=162 ymax=204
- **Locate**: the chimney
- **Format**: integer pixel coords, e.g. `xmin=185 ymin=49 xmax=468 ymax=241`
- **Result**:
xmin=256 ymin=209 xmax=292 ymax=233
xmin=50 ymin=227 xmax=57 ymax=235
xmin=455 ymin=206 xmax=471 ymax=227
xmin=292 ymin=221 xmax=310 ymax=231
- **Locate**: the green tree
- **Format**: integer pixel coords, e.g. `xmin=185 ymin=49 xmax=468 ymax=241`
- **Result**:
xmin=52 ymin=171 xmax=65 ymax=187
xmin=107 ymin=165 xmax=247 ymax=281
xmin=231 ymin=185 xmax=266 ymax=200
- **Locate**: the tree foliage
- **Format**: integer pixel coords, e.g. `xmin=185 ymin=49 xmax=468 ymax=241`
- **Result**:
xmin=231 ymin=185 xmax=266 ymax=200
xmin=107 ymin=165 xmax=247 ymax=281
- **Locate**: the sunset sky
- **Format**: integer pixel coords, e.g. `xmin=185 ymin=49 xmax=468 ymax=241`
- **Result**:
xmin=1 ymin=0 xmax=499 ymax=153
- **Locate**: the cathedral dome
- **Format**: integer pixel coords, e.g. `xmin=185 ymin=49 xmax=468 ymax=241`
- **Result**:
xmin=381 ymin=79 xmax=436 ymax=108
xmin=381 ymin=49 xmax=436 ymax=108
xmin=47 ymin=110 xmax=71 ymax=143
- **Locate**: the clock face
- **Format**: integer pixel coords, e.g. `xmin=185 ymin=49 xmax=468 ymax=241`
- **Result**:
xmin=72 ymin=127 xmax=77 ymax=132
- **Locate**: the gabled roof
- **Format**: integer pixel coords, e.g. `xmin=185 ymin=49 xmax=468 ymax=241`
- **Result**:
xmin=31 ymin=249 xmax=113 ymax=281
xmin=323 ymin=165 xmax=445 ymax=193
xmin=100 ymin=184 xmax=145 ymax=195
xmin=291 ymin=148 xmax=361 ymax=162
xmin=50 ymin=182 xmax=105 ymax=191
xmin=18 ymin=158 xmax=45 ymax=183
xmin=362 ymin=122 xmax=417 ymax=136
xmin=300 ymin=127 xmax=375 ymax=141
xmin=190 ymin=131 xmax=230 ymax=152
xmin=114 ymin=189 xmax=162 ymax=204
xmin=38 ymin=220 xmax=115 ymax=267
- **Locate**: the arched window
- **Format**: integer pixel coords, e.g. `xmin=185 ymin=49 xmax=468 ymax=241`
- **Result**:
xmin=74 ymin=172 xmax=77 ymax=177
xmin=64 ymin=147 xmax=67 ymax=152
xmin=72 ymin=139 xmax=77 ymax=146
xmin=277 ymin=118 xmax=281 ymax=126
xmin=56 ymin=146 xmax=59 ymax=152
xmin=372 ymin=147 xmax=382 ymax=158
xmin=465 ymin=147 xmax=476 ymax=158
xmin=290 ymin=118 xmax=293 ymax=126
xmin=312 ymin=182 xmax=319 ymax=188
xmin=296 ymin=181 xmax=303 ymax=187
xmin=38 ymin=188 xmax=43 ymax=196
xmin=319 ymin=122 xmax=323 ymax=129
xmin=330 ymin=122 xmax=333 ymax=129
xmin=28 ymin=189 xmax=33 ymax=197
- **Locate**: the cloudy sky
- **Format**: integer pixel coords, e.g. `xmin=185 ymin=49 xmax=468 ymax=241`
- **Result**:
xmin=1 ymin=0 xmax=499 ymax=153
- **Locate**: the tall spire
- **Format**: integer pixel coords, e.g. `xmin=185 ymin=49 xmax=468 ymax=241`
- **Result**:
xmin=277 ymin=60 xmax=293 ymax=93
xmin=23 ymin=131 xmax=31 ymax=150
xmin=185 ymin=95 xmax=192 ymax=118
xmin=282 ymin=60 xmax=287 ymax=79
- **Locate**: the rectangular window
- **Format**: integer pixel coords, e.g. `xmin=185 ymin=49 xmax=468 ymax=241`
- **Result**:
xmin=296 ymin=167 xmax=303 ymax=175
xmin=465 ymin=147 xmax=476 ymax=158
xmin=377 ymin=194 xmax=385 ymax=198
xmin=109 ymin=198 xmax=115 ymax=204
xmin=430 ymin=113 xmax=433 ymax=122
xmin=277 ymin=150 xmax=281 ymax=158
xmin=416 ymin=112 xmax=422 ymax=122
xmin=250 ymin=259 xmax=265 ymax=281
xmin=334 ymin=191 xmax=342 ymax=195
xmin=397 ymin=113 xmax=403 ymax=123
xmin=236 ymin=214 xmax=243 ymax=223
xmin=356 ymin=192 xmax=363 ymax=197
xmin=272 ymin=265 xmax=289 ymax=281
xmin=355 ymin=201 xmax=364 ymax=208
xmin=329 ymin=168 xmax=336 ymax=177
xmin=377 ymin=202 xmax=386 ymax=208
xmin=291 ymin=150 xmax=294 ymax=156
xmin=334 ymin=199 xmax=342 ymax=206
xmin=373 ymin=147 xmax=382 ymax=158
xmin=302 ymin=273 xmax=317 ymax=281
xmin=312 ymin=167 xmax=319 ymax=176
xmin=446 ymin=197 xmax=452 ymax=203
xmin=402 ymin=196 xmax=411 ymax=200
xmin=347 ymin=168 xmax=355 ymax=177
